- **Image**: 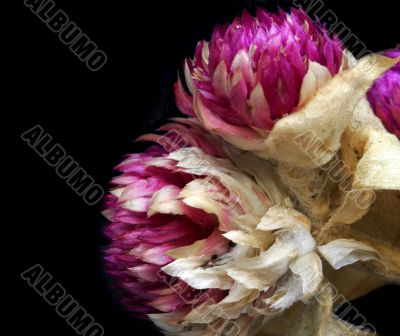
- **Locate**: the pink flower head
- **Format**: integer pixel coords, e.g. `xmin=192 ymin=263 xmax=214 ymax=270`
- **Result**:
xmin=175 ymin=8 xmax=344 ymax=149
xmin=368 ymin=47 xmax=400 ymax=139
xmin=103 ymin=120 xmax=271 ymax=318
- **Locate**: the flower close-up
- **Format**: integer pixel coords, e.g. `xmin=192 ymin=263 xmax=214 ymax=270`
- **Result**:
xmin=14 ymin=1 xmax=400 ymax=336
xmin=101 ymin=7 xmax=400 ymax=336
xmin=176 ymin=9 xmax=343 ymax=133
xmin=103 ymin=121 xmax=283 ymax=334
xmin=103 ymin=121 xmax=233 ymax=316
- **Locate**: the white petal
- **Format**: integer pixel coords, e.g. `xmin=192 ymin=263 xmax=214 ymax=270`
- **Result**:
xmin=162 ymin=256 xmax=233 ymax=290
xmin=223 ymin=229 xmax=274 ymax=250
xmin=148 ymin=185 xmax=184 ymax=216
xmin=318 ymin=239 xmax=379 ymax=270
xmin=257 ymin=200 xmax=311 ymax=231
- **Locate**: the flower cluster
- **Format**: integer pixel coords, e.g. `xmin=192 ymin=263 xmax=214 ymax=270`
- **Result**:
xmin=103 ymin=7 xmax=400 ymax=336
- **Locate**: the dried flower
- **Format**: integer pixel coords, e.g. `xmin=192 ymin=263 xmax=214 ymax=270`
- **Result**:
xmin=103 ymin=121 xmax=272 ymax=322
xmin=102 ymin=9 xmax=400 ymax=336
xmin=103 ymin=121 xmax=231 ymax=315
xmin=175 ymin=9 xmax=396 ymax=168
xmin=176 ymin=9 xmax=343 ymax=133
xmin=368 ymin=47 xmax=400 ymax=139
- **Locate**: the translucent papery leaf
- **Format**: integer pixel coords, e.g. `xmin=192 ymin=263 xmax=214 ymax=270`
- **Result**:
xmin=318 ymin=226 xmax=400 ymax=284
xmin=351 ymin=122 xmax=400 ymax=191
xmin=318 ymin=193 xmax=399 ymax=300
xmin=313 ymin=97 xmax=400 ymax=295
xmin=300 ymin=98 xmax=400 ymax=302
xmin=255 ymin=55 xmax=399 ymax=168
xmin=318 ymin=239 xmax=379 ymax=270
xmin=326 ymin=97 xmax=400 ymax=226
xmin=340 ymin=49 xmax=358 ymax=71
xmin=257 ymin=57 xmax=399 ymax=227
xmin=289 ymin=253 xmax=323 ymax=301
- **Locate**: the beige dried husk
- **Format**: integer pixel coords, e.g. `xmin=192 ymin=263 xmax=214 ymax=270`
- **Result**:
xmin=224 ymin=54 xmax=400 ymax=334
xmin=148 ymin=54 xmax=399 ymax=336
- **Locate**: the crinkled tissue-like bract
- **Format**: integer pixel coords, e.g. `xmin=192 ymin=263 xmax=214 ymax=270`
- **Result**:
xmin=103 ymin=8 xmax=400 ymax=336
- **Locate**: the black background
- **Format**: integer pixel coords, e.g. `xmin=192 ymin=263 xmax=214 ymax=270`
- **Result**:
xmin=9 ymin=0 xmax=400 ymax=335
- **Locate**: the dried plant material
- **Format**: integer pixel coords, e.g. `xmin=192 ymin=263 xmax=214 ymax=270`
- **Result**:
xmin=228 ymin=227 xmax=316 ymax=290
xmin=257 ymin=199 xmax=311 ymax=231
xmin=326 ymin=316 xmax=378 ymax=336
xmin=221 ymin=143 xmax=288 ymax=205
xmin=323 ymin=97 xmax=400 ymax=231
xmin=313 ymin=95 xmax=400 ymax=296
xmin=275 ymin=163 xmax=335 ymax=223
xmin=184 ymin=283 xmax=260 ymax=322
xmin=264 ymin=253 xmax=323 ymax=311
xmin=298 ymin=61 xmax=333 ymax=107
xmin=320 ymin=262 xmax=386 ymax=301
xmin=252 ymin=303 xmax=305 ymax=336
xmin=343 ymin=98 xmax=400 ymax=191
xmin=318 ymin=239 xmax=379 ymax=270
xmin=162 ymin=255 xmax=234 ymax=290
xmin=351 ymin=190 xmax=400 ymax=247
xmin=103 ymin=7 xmax=400 ymax=336
xmin=223 ymin=229 xmax=275 ymax=251
xmin=282 ymin=285 xmax=377 ymax=336
xmin=255 ymin=55 xmax=398 ymax=168
xmin=318 ymin=225 xmax=400 ymax=284
xmin=175 ymin=9 xmax=346 ymax=151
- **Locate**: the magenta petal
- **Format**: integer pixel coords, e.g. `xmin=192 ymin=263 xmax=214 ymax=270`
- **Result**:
xmin=230 ymin=79 xmax=251 ymax=126
xmin=175 ymin=8 xmax=343 ymax=132
xmin=194 ymin=93 xmax=263 ymax=140
xmin=174 ymin=79 xmax=195 ymax=116
xmin=368 ymin=47 xmax=400 ymax=139
xmin=148 ymin=294 xmax=186 ymax=312
xmin=128 ymin=264 xmax=162 ymax=282
xmin=104 ymin=109 xmax=245 ymax=317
